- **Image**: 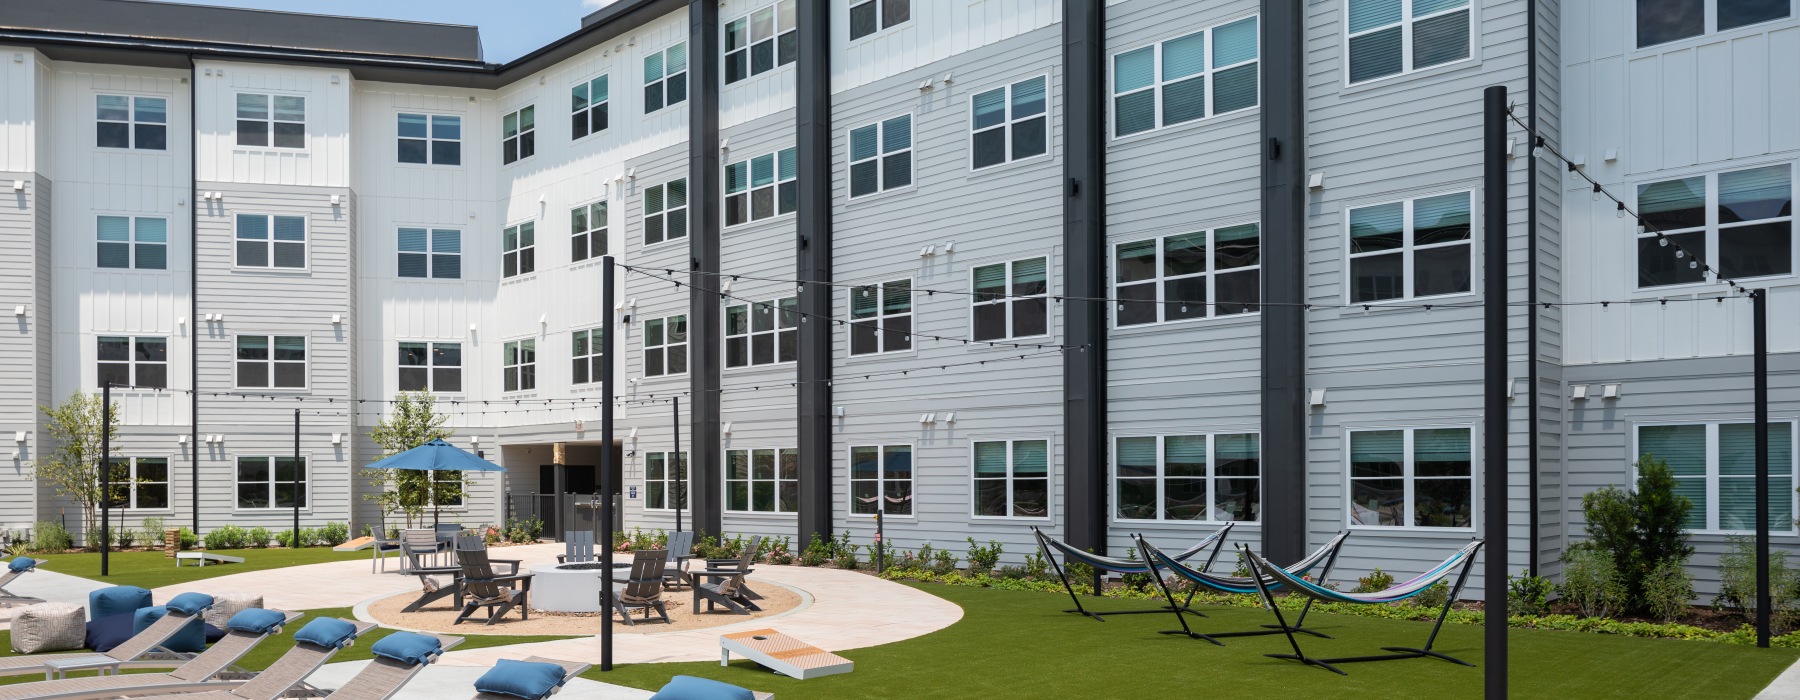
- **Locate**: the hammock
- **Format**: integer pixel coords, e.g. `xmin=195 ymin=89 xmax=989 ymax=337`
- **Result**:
xmin=1134 ymin=532 xmax=1350 ymax=644
xmin=1241 ymin=540 xmax=1485 ymax=675
xmin=1031 ymin=523 xmax=1233 ymax=621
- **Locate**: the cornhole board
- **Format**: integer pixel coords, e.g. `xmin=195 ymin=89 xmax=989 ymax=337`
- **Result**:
xmin=174 ymin=551 xmax=245 ymax=567
xmin=334 ymin=536 xmax=376 ymax=552
xmin=720 ymin=628 xmax=853 ymax=680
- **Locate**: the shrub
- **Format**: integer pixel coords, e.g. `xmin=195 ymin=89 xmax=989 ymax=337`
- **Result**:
xmin=1717 ymin=535 xmax=1800 ymax=634
xmin=319 ymin=522 xmax=350 ymax=546
xmin=931 ymin=548 xmax=958 ymax=576
xmin=1023 ymin=550 xmax=1050 ymax=581
xmin=246 ymin=527 xmax=272 ymax=548
xmin=1120 ymin=548 xmax=1154 ymax=591
xmin=177 ymin=527 xmax=198 ymax=549
xmin=141 ymin=517 xmax=166 ymax=545
xmin=276 ymin=528 xmax=321 ymax=548
xmin=31 ymin=521 xmax=72 ymax=553
xmin=765 ymin=536 xmax=795 ymax=565
xmin=995 ymin=565 xmax=1029 ymax=580
xmin=1562 ymin=547 xmax=1627 ymax=618
xmin=1643 ymin=559 xmax=1695 ymax=623
xmin=800 ymin=533 xmax=831 ymax=566
xmin=1582 ymin=456 xmax=1696 ymax=612
xmin=833 ymin=540 xmax=861 ymax=570
xmin=1409 ymin=580 xmax=1451 ymax=609
xmin=114 ymin=528 xmax=137 ymax=549
xmin=1508 ymin=569 xmax=1555 ymax=617
xmin=204 ymin=525 xmax=248 ymax=549
xmin=965 ymin=538 xmax=1003 ymax=576
xmin=1354 ymin=568 xmax=1396 ymax=594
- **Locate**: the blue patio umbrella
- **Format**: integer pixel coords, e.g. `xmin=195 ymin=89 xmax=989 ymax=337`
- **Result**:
xmin=366 ymin=439 xmax=504 ymax=527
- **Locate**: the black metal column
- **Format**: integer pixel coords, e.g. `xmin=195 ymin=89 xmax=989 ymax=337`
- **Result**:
xmin=600 ymin=255 xmax=616 ymax=671
xmin=100 ymin=380 xmax=111 ymax=575
xmin=1259 ymin=0 xmax=1307 ymax=565
xmin=1525 ymin=0 xmax=1541 ymax=578
xmin=1754 ymin=288 xmax=1770 ymax=647
xmin=1062 ymin=0 xmax=1107 ymax=556
xmin=292 ymin=408 xmax=301 ymax=547
xmin=687 ymin=0 xmax=723 ymax=537
xmin=1482 ymin=84 xmax=1510 ymax=699
xmin=795 ymin=0 xmax=834 ymax=552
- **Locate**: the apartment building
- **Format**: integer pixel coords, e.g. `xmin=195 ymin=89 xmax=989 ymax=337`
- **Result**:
xmin=0 ymin=0 xmax=1794 ymax=597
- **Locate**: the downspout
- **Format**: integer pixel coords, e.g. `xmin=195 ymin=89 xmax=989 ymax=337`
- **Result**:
xmin=188 ymin=55 xmax=200 ymax=533
xmin=1526 ymin=0 xmax=1540 ymax=576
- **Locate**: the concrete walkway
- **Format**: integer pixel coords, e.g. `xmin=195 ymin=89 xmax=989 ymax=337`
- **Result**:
xmin=1759 ymin=657 xmax=1800 ymax=699
xmin=0 ymin=568 xmax=113 ymax=629
xmin=305 ymin=660 xmax=653 ymax=700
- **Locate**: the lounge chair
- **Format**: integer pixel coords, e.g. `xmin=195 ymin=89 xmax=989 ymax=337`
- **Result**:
xmin=1032 ymin=523 xmax=1234 ymax=621
xmin=1241 ymin=540 xmax=1485 ymax=675
xmin=0 ymin=605 xmax=213 ymax=679
xmin=470 ymin=657 xmax=590 ymax=700
xmin=309 ymin=632 xmax=461 ymax=700
xmin=0 ymin=558 xmax=47 ymax=608
xmin=455 ymin=547 xmax=532 ymax=625
xmin=1134 ymin=531 xmax=1350 ymax=644
xmin=556 ymin=531 xmax=596 ymax=564
xmin=662 ymin=531 xmax=696 ymax=590
xmin=0 ymin=611 xmax=302 ymax=700
xmin=123 ymin=620 xmax=389 ymax=700
xmin=607 ymin=550 xmax=670 ymax=626
xmin=691 ymin=541 xmax=762 ymax=615
xmin=650 ymin=676 xmax=773 ymax=700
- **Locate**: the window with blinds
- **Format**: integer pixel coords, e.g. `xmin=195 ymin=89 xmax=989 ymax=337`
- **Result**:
xmin=1638 ymin=422 xmax=1797 ymax=532
xmin=236 ymin=93 xmax=304 ymax=149
xmin=97 ymin=95 xmax=166 ymax=150
xmin=849 ymin=279 xmax=912 ymax=355
xmin=398 ymin=112 xmax=461 ymax=165
xmin=571 ymin=75 xmax=609 ymax=140
xmin=1345 ymin=0 xmax=1472 ymax=85
xmin=849 ymin=114 xmax=913 ymax=198
xmin=727 ymin=448 xmax=798 ymax=512
xmin=726 ymin=0 xmax=797 ymax=84
xmin=644 ymin=178 xmax=690 ymax=246
xmin=1113 ymin=433 xmax=1260 ymax=522
xmin=726 ymin=296 xmax=798 ymax=368
xmin=1115 ymin=224 xmax=1260 ymax=326
xmin=1637 ymin=164 xmax=1793 ymax=288
xmin=645 ymin=451 xmax=688 ymax=510
xmin=1638 ymin=0 xmax=1792 ymax=48
xmin=644 ymin=43 xmax=689 ymax=114
xmin=1112 ymin=16 xmax=1259 ymax=138
xmin=971 ymin=257 xmax=1049 ymax=341
xmin=970 ymin=76 xmax=1049 ymax=170
xmin=235 ymin=214 xmax=306 ymax=269
xmin=1347 ymin=427 xmax=1472 ymax=529
xmin=97 ymin=216 xmax=167 ymax=270
xmin=1346 ymin=192 xmax=1472 ymax=303
xmin=503 ymin=222 xmax=535 ymax=278
xmin=725 ymin=148 xmax=797 ymax=226
xmin=851 ymin=444 xmax=913 ymax=516
xmin=398 ymin=228 xmax=461 ymax=279
xmin=973 ymin=440 xmax=1050 ymax=518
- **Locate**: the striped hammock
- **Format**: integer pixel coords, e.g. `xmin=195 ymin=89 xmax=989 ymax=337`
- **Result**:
xmin=1034 ymin=523 xmax=1233 ymax=575
xmin=1245 ymin=540 xmax=1485 ymax=605
xmin=1140 ymin=531 xmax=1350 ymax=595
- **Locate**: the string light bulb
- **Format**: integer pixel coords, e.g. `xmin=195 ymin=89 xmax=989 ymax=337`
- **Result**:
xmin=1615 ymin=202 xmax=1625 ymax=218
xmin=1675 ymin=249 xmax=1684 ymax=258
xmin=1659 ymin=237 xmax=1668 ymax=247
xmin=1531 ymin=137 xmax=1545 ymax=158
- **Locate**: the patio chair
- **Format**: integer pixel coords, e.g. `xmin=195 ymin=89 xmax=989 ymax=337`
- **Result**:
xmin=371 ymin=531 xmax=403 ymax=574
xmin=147 ymin=629 xmax=458 ymax=700
xmin=0 ymin=610 xmax=302 ymax=700
xmin=662 ymin=531 xmax=696 ymax=589
xmin=469 ymin=657 xmax=590 ymax=700
xmin=690 ymin=541 xmax=762 ymax=615
xmin=406 ymin=537 xmax=522 ymax=614
xmin=0 ymin=604 xmax=213 ymax=679
xmin=556 ymin=531 xmax=596 ymax=564
xmin=606 ymin=550 xmax=670 ymax=626
xmin=0 ymin=558 xmax=47 ymax=607
xmin=455 ymin=548 xmax=533 ymax=625
xmin=1134 ymin=531 xmax=1350 ymax=645
xmin=1241 ymin=540 xmax=1485 ymax=675
xmin=401 ymin=528 xmax=444 ymax=573
xmin=696 ymin=536 xmax=762 ymax=600
xmin=1032 ymin=524 xmax=1233 ymax=621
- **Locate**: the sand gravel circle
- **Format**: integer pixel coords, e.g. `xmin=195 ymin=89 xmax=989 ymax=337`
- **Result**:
xmin=366 ymin=577 xmax=804 ymax=635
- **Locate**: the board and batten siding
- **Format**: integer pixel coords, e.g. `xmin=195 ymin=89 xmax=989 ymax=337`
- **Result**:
xmin=0 ymin=171 xmax=46 ymax=531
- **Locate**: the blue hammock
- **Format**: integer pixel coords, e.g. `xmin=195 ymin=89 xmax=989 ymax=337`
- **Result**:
xmin=1032 ymin=524 xmax=1233 ymax=621
xmin=1135 ymin=532 xmax=1351 ymax=644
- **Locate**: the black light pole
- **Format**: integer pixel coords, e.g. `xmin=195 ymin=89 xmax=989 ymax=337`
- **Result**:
xmin=100 ymin=380 xmax=112 ymax=576
xmin=1753 ymin=288 xmax=1770 ymax=647
xmin=292 ymin=408 xmax=301 ymax=548
xmin=1481 ymin=84 xmax=1509 ymax=699
xmin=600 ymin=255 xmax=616 ymax=671
xmin=673 ymin=396 xmax=683 ymax=534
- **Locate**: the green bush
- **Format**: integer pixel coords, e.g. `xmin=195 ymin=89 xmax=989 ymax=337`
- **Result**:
xmin=276 ymin=528 xmax=320 ymax=548
xmin=1644 ymin=559 xmax=1695 ymax=623
xmin=31 ymin=521 xmax=72 ymax=553
xmin=764 ymin=536 xmax=794 ymax=565
xmin=204 ymin=525 xmax=248 ymax=549
xmin=141 ymin=517 xmax=166 ymax=545
xmin=965 ymin=538 xmax=1003 ymax=576
xmin=1120 ymin=548 xmax=1154 ymax=591
xmin=1582 ymin=456 xmax=1696 ymax=612
xmin=319 ymin=522 xmax=350 ymax=547
xmin=246 ymin=527 xmax=272 ymax=548
xmin=1409 ymin=580 xmax=1451 ymax=609
xmin=799 ymin=532 xmax=831 ymax=566
xmin=177 ymin=527 xmax=198 ymax=549
xmin=1355 ymin=567 xmax=1396 ymax=593
xmin=832 ymin=532 xmax=861 ymax=570
xmin=1717 ymin=535 xmax=1800 ymax=634
xmin=1022 ymin=550 xmax=1050 ymax=581
xmin=114 ymin=528 xmax=137 ymax=549
xmin=1562 ymin=547 xmax=1627 ymax=618
xmin=1508 ymin=569 xmax=1555 ymax=617
xmin=930 ymin=547 xmax=958 ymax=576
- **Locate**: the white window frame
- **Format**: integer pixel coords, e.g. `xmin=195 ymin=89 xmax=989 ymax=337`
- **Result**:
xmin=644 ymin=450 xmax=688 ymax=511
xmin=397 ymin=341 xmax=463 ymax=394
xmin=642 ymin=178 xmax=689 ymax=248
xmin=502 ymin=338 xmax=536 ymax=393
xmin=970 ymin=439 xmax=1053 ymax=520
xmin=1342 ymin=190 xmax=1476 ymax=304
xmin=397 ymin=111 xmax=462 ymax=166
xmin=725 ymin=296 xmax=798 ymax=369
xmin=95 ymin=94 xmax=167 ymax=150
xmin=502 ymin=105 xmax=535 ymax=165
xmin=233 ymin=455 xmax=310 ymax=512
xmin=572 ymin=327 xmax=605 ymax=385
xmin=571 ymin=74 xmax=610 ymax=141
xmin=848 ymin=443 xmax=915 ymax=518
xmin=1111 ymin=432 xmax=1262 ymax=523
xmin=235 ymin=92 xmax=306 ymax=150
xmin=572 ymin=200 xmax=609 ymax=264
xmin=1632 ymin=163 xmax=1796 ymax=292
xmin=1343 ymin=426 xmax=1477 ymax=532
xmin=96 ymin=215 xmax=168 ymax=270
xmin=643 ymin=313 xmax=690 ymax=377
xmin=397 ymin=227 xmax=462 ymax=280
xmin=1109 ymin=15 xmax=1261 ymax=140
xmin=969 ymin=256 xmax=1051 ymax=341
xmin=1633 ymin=420 xmax=1800 ymax=535
xmin=847 ymin=278 xmax=913 ymax=356
xmin=644 ymin=42 xmax=690 ymax=115
xmin=847 ymin=113 xmax=914 ymax=199
xmin=1112 ymin=223 xmax=1262 ymax=328
xmin=104 ymin=456 xmax=173 ymax=511
xmin=233 ymin=335 xmax=308 ymax=390
xmin=724 ymin=148 xmax=798 ymax=228
xmin=503 ymin=221 xmax=536 ymax=279
xmin=97 ymin=335 xmax=168 ymax=390
xmin=1634 ymin=0 xmax=1797 ymax=49
xmin=724 ymin=0 xmax=798 ymax=84
xmin=233 ymin=213 xmax=309 ymax=271
xmin=1342 ymin=0 xmax=1475 ymax=86
xmin=968 ymin=75 xmax=1051 ymax=172
xmin=847 ymin=0 xmax=912 ymax=42
xmin=725 ymin=447 xmax=800 ymax=513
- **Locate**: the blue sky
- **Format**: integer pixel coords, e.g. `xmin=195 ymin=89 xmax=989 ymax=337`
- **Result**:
xmin=183 ymin=0 xmax=619 ymax=62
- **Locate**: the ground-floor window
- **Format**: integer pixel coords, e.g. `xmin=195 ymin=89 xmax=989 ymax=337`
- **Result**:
xmin=644 ymin=451 xmax=687 ymax=511
xmin=726 ymin=448 xmax=798 ymax=513
xmin=1638 ymin=421 xmax=1797 ymax=533
xmin=1114 ymin=432 xmax=1260 ymax=522
xmin=850 ymin=444 xmax=912 ymax=516
xmin=236 ymin=456 xmax=306 ymax=509
xmin=972 ymin=439 xmax=1049 ymax=518
xmin=1346 ymin=427 xmax=1472 ymax=529
xmin=104 ymin=457 xmax=169 ymax=510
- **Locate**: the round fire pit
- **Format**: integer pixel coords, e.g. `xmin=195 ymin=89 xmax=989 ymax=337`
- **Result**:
xmin=530 ymin=562 xmax=633 ymax=613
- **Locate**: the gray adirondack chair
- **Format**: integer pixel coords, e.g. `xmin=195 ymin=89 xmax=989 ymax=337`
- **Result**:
xmin=557 ymin=531 xmax=597 ymax=563
xmin=691 ymin=538 xmax=763 ymax=615
xmin=663 ymin=531 xmax=695 ymax=589
xmin=607 ymin=549 xmax=671 ymax=626
xmin=454 ymin=547 xmax=533 ymax=625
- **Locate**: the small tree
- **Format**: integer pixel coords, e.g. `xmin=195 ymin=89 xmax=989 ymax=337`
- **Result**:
xmin=36 ymin=391 xmax=120 ymax=546
xmin=1580 ymin=455 xmax=1695 ymax=612
xmin=364 ymin=392 xmax=456 ymax=529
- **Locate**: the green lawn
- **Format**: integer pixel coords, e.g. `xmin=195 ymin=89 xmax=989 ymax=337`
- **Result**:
xmin=34 ymin=549 xmax=369 ymax=590
xmin=586 ymin=583 xmax=1800 ymax=699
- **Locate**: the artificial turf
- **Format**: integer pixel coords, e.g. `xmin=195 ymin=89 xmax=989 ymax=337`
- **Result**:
xmin=33 ymin=548 xmax=369 ymax=590
xmin=584 ymin=583 xmax=1800 ymax=699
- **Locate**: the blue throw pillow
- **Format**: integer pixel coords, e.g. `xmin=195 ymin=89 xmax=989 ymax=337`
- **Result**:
xmin=473 ymin=659 xmax=567 ymax=700
xmin=227 ymin=608 xmax=290 ymax=634
xmin=89 ymin=585 xmax=153 ymax=619
xmin=369 ymin=632 xmax=442 ymax=666
xmin=7 ymin=557 xmax=34 ymax=572
xmin=84 ymin=612 xmax=137 ymax=653
xmin=648 ymin=676 xmax=755 ymax=700
xmin=132 ymin=606 xmax=207 ymax=653
xmin=292 ymin=618 xmax=359 ymax=649
xmin=166 ymin=592 xmax=215 ymax=616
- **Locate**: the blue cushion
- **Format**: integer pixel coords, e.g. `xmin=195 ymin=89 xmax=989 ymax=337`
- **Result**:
xmin=292 ymin=618 xmax=359 ymax=649
xmin=132 ymin=606 xmax=207 ymax=653
xmin=89 ymin=586 xmax=153 ymax=619
xmin=166 ymin=592 xmax=215 ymax=616
xmin=369 ymin=632 xmax=442 ymax=666
xmin=84 ymin=612 xmax=137 ymax=653
xmin=7 ymin=557 xmax=34 ymax=572
xmin=473 ymin=659 xmax=567 ymax=700
xmin=227 ymin=608 xmax=289 ymax=634
xmin=648 ymin=676 xmax=755 ymax=700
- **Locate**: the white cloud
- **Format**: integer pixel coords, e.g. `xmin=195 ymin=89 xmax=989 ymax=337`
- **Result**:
xmin=581 ymin=0 xmax=617 ymax=9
